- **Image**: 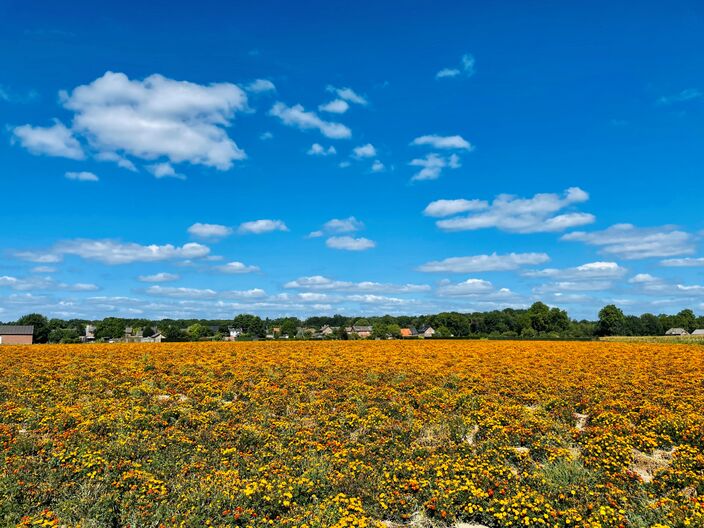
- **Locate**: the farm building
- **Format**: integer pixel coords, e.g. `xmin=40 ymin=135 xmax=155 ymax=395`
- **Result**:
xmin=0 ymin=325 xmax=34 ymax=345
xmin=665 ymin=328 xmax=689 ymax=336
xmin=691 ymin=329 xmax=704 ymax=335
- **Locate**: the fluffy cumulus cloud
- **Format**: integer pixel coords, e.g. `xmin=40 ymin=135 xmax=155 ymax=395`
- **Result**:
xmin=435 ymin=279 xmax=522 ymax=304
xmin=318 ymin=99 xmax=349 ymax=114
xmin=187 ymin=222 xmax=233 ymax=238
xmin=15 ymin=72 xmax=250 ymax=172
xmin=245 ymin=79 xmax=276 ymax=93
xmin=138 ymin=272 xmax=179 ymax=283
xmin=411 ymin=134 xmax=473 ymax=150
xmin=214 ymin=261 xmax=260 ymax=274
xmin=307 ymin=143 xmax=336 ymax=156
xmin=65 ymin=171 xmax=98 ymax=182
xmin=308 ymin=216 xmax=364 ymax=238
xmin=436 ymin=53 xmax=475 ymax=79
xmin=326 ymin=236 xmax=375 ymax=251
xmin=26 ymin=239 xmax=211 ymax=265
xmin=325 ymin=86 xmax=368 ymax=106
xmin=284 ymin=275 xmax=429 ymax=293
xmin=147 ymin=162 xmax=185 ymax=180
xmin=523 ymin=261 xmax=628 ymax=280
xmin=12 ymin=120 xmax=84 ymax=159
xmin=237 ymin=219 xmax=289 ymax=235
xmin=433 ymin=187 xmax=595 ymax=233
xmin=562 ymin=224 xmax=695 ymax=259
xmin=419 ymin=252 xmax=550 ymax=273
xmin=352 ymin=143 xmax=376 ymax=159
xmin=371 ymin=160 xmax=385 ymax=172
xmin=269 ymin=102 xmax=351 ymax=139
xmin=410 ymin=153 xmax=461 ymax=181
xmin=423 ymin=199 xmax=489 ymax=217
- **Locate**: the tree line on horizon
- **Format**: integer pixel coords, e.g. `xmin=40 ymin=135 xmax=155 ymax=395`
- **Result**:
xmin=4 ymin=303 xmax=704 ymax=344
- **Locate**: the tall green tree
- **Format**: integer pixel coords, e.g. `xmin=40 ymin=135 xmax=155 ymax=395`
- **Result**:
xmin=596 ymin=305 xmax=625 ymax=336
xmin=16 ymin=313 xmax=50 ymax=343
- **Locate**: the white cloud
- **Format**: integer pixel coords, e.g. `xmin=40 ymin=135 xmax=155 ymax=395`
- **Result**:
xmin=423 ymin=198 xmax=488 ymax=217
xmin=246 ymin=79 xmax=276 ymax=93
xmin=523 ymin=261 xmax=627 ymax=280
xmin=326 ymin=85 xmax=368 ymax=105
xmin=437 ymin=278 xmax=495 ymax=296
xmin=326 ymin=236 xmax=375 ymax=251
xmin=138 ymin=272 xmax=180 ymax=282
xmin=147 ymin=162 xmax=185 ymax=179
xmin=410 ymin=153 xmax=461 ymax=181
xmin=12 ymin=120 xmax=84 ymax=159
xmin=562 ymin=224 xmax=695 ymax=259
xmin=269 ymin=102 xmax=351 ymax=139
xmin=32 ymin=266 xmax=57 ymax=273
xmin=259 ymin=131 xmax=273 ymax=140
xmin=187 ymin=222 xmax=233 ymax=238
xmin=657 ymin=88 xmax=702 ymax=105
xmin=434 ymin=187 xmax=594 ymax=233
xmin=284 ymin=275 xmax=430 ymax=293
xmin=0 ymin=275 xmax=98 ymax=293
xmin=13 ymin=251 xmax=62 ymax=263
xmin=95 ymin=151 xmax=137 ymax=171
xmin=146 ymin=285 xmax=217 ymax=299
xmin=65 ymin=171 xmax=98 ymax=182
xmin=53 ymin=239 xmax=210 ymax=264
xmin=43 ymin=72 xmax=249 ymax=170
xmin=352 ymin=143 xmax=376 ymax=158
xmin=371 ymin=160 xmax=385 ymax=172
xmin=661 ymin=257 xmax=704 ymax=267
xmin=534 ymin=280 xmax=614 ymax=294
xmin=238 ymin=219 xmax=289 ymax=234
xmin=308 ymin=216 xmax=364 ymax=237
xmin=436 ymin=68 xmax=461 ymax=79
xmin=307 ymin=143 xmax=337 ymax=156
xmin=214 ymin=261 xmax=260 ymax=274
xmin=323 ymin=217 xmax=364 ymax=233
xmin=436 ymin=53 xmax=475 ymax=79
xmin=222 ymin=288 xmax=267 ymax=299
xmin=318 ymin=99 xmax=350 ymax=114
xmin=411 ymin=134 xmax=472 ymax=150
xmin=419 ymin=252 xmax=550 ymax=273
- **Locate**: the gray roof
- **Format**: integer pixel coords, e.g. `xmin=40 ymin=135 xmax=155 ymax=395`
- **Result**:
xmin=691 ymin=329 xmax=704 ymax=335
xmin=0 ymin=325 xmax=34 ymax=335
xmin=665 ymin=328 xmax=688 ymax=334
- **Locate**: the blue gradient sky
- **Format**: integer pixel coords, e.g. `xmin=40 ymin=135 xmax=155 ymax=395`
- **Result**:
xmin=1 ymin=0 xmax=704 ymax=320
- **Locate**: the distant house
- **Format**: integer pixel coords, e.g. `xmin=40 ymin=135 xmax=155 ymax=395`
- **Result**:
xmin=124 ymin=327 xmax=143 ymax=343
xmin=691 ymin=329 xmax=704 ymax=336
xmin=82 ymin=324 xmax=96 ymax=343
xmin=0 ymin=325 xmax=34 ymax=345
xmin=320 ymin=325 xmax=338 ymax=336
xmin=665 ymin=328 xmax=689 ymax=336
xmin=419 ymin=325 xmax=436 ymax=338
xmin=400 ymin=326 xmax=418 ymax=338
xmin=141 ymin=332 xmax=165 ymax=343
xmin=346 ymin=325 xmax=372 ymax=339
xmin=228 ymin=327 xmax=243 ymax=339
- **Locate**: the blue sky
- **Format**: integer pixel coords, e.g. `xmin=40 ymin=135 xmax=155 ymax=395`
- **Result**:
xmin=1 ymin=0 xmax=704 ymax=321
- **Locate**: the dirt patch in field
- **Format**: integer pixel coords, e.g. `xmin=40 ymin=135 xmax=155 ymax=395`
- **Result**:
xmin=573 ymin=412 xmax=589 ymax=431
xmin=630 ymin=448 xmax=674 ymax=483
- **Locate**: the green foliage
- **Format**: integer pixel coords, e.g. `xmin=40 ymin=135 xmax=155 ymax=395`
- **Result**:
xmin=15 ymin=313 xmax=50 ymax=343
xmin=597 ymin=304 xmax=625 ymax=336
xmin=232 ymin=314 xmax=266 ymax=338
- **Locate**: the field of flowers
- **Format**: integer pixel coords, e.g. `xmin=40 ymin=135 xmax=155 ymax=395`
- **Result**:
xmin=1 ymin=341 xmax=703 ymax=528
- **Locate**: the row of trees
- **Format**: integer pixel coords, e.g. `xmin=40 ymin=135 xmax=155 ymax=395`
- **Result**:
xmin=8 ymin=304 xmax=704 ymax=343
